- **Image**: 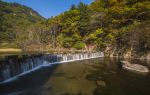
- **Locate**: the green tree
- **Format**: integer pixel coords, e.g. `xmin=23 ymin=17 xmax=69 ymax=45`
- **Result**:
xmin=77 ymin=2 xmax=91 ymax=37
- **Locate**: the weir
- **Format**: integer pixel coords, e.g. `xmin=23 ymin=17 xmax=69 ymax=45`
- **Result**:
xmin=0 ymin=52 xmax=104 ymax=84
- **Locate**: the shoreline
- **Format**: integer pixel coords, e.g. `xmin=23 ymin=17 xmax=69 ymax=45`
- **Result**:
xmin=108 ymin=55 xmax=150 ymax=61
xmin=0 ymin=48 xmax=96 ymax=55
xmin=0 ymin=48 xmax=22 ymax=53
xmin=0 ymin=48 xmax=150 ymax=61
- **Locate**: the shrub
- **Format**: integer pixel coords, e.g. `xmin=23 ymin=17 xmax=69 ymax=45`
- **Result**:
xmin=73 ymin=42 xmax=85 ymax=50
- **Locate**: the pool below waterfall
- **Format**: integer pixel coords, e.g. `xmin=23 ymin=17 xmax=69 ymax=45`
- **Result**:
xmin=0 ymin=54 xmax=150 ymax=95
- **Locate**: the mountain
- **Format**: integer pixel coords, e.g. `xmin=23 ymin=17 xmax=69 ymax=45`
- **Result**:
xmin=0 ymin=1 xmax=45 ymax=48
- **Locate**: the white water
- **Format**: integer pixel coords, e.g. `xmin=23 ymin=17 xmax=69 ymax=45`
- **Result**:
xmin=0 ymin=52 xmax=104 ymax=84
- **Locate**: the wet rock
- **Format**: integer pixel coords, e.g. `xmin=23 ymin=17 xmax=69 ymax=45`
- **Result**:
xmin=109 ymin=71 xmax=116 ymax=74
xmin=96 ymin=80 xmax=106 ymax=87
xmin=103 ymin=72 xmax=108 ymax=75
xmin=65 ymin=75 xmax=77 ymax=80
xmin=121 ymin=61 xmax=149 ymax=74
xmin=86 ymin=74 xmax=100 ymax=81
xmin=97 ymin=76 xmax=102 ymax=79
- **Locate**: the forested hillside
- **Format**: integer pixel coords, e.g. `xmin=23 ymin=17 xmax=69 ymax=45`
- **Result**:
xmin=0 ymin=1 xmax=45 ymax=49
xmin=0 ymin=0 xmax=150 ymax=58
xmin=47 ymin=0 xmax=150 ymax=58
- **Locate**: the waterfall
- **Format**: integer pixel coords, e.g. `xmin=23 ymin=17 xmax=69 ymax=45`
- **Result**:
xmin=57 ymin=52 xmax=104 ymax=63
xmin=0 ymin=52 xmax=104 ymax=84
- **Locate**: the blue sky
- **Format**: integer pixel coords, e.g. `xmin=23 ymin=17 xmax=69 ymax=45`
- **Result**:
xmin=5 ymin=0 xmax=92 ymax=18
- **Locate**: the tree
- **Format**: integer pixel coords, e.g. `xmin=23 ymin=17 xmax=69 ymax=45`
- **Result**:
xmin=70 ymin=4 xmax=76 ymax=10
xmin=77 ymin=2 xmax=91 ymax=37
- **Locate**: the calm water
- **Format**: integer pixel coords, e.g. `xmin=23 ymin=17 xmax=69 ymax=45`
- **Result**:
xmin=0 ymin=55 xmax=150 ymax=95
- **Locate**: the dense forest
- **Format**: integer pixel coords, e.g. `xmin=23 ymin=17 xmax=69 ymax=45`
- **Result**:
xmin=0 ymin=0 xmax=45 ymax=50
xmin=0 ymin=0 xmax=150 ymax=58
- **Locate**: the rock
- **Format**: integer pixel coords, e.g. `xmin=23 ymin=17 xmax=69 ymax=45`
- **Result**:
xmin=97 ymin=76 xmax=103 ymax=80
xmin=146 ymin=53 xmax=150 ymax=59
xmin=96 ymin=80 xmax=106 ymax=87
xmin=109 ymin=71 xmax=116 ymax=74
xmin=103 ymin=72 xmax=108 ymax=75
xmin=86 ymin=74 xmax=100 ymax=81
xmin=123 ymin=50 xmax=132 ymax=59
xmin=121 ymin=61 xmax=149 ymax=74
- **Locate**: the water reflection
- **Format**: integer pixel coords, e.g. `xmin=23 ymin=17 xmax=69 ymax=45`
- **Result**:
xmin=0 ymin=56 xmax=150 ymax=95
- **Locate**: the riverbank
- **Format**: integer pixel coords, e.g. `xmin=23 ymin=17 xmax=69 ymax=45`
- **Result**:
xmin=104 ymin=47 xmax=150 ymax=60
xmin=0 ymin=48 xmax=22 ymax=53
xmin=0 ymin=48 xmax=97 ymax=55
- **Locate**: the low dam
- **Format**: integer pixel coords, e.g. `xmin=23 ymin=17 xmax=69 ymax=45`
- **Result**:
xmin=0 ymin=52 xmax=104 ymax=83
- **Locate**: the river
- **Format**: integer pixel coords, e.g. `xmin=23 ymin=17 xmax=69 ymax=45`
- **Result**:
xmin=0 ymin=54 xmax=150 ymax=95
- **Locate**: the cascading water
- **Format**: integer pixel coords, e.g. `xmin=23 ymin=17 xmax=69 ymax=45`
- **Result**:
xmin=0 ymin=52 xmax=104 ymax=84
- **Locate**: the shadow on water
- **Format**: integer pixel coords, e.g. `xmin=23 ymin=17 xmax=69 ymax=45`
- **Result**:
xmin=0 ymin=52 xmax=103 ymax=95
xmin=0 ymin=54 xmax=58 ymax=95
xmin=85 ymin=58 xmax=150 ymax=95
xmin=0 ymin=55 xmax=150 ymax=95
